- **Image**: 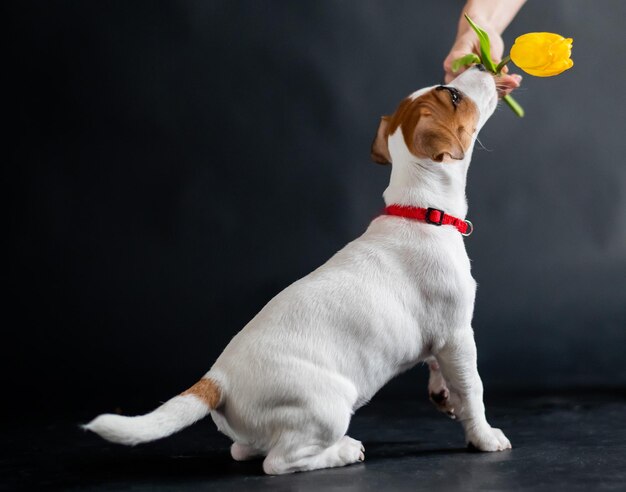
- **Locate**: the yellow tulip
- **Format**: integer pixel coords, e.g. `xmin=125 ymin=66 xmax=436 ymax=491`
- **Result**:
xmin=510 ymin=32 xmax=573 ymax=77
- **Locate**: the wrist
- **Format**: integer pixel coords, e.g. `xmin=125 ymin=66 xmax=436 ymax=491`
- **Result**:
xmin=460 ymin=0 xmax=527 ymax=35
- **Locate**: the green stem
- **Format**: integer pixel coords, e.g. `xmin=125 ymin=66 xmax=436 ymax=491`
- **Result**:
xmin=502 ymin=94 xmax=524 ymax=117
xmin=495 ymin=55 xmax=511 ymax=74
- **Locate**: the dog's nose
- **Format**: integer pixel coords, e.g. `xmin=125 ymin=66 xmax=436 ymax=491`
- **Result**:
xmin=474 ymin=63 xmax=486 ymax=72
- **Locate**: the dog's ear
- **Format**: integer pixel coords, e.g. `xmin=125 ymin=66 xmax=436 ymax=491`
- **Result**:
xmin=414 ymin=116 xmax=465 ymax=163
xmin=371 ymin=116 xmax=391 ymax=165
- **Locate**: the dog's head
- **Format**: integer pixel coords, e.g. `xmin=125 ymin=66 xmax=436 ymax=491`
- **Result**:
xmin=371 ymin=66 xmax=497 ymax=166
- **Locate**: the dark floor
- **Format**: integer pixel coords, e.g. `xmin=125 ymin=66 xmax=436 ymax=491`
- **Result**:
xmin=2 ymin=391 xmax=626 ymax=491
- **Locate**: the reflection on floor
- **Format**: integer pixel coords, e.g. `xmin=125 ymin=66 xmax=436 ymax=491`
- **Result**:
xmin=3 ymin=390 xmax=625 ymax=491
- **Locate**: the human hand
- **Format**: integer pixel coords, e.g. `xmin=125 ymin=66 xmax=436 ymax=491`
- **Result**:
xmin=443 ymin=21 xmax=522 ymax=97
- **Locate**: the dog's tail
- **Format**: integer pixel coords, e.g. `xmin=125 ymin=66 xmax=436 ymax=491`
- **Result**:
xmin=83 ymin=376 xmax=223 ymax=446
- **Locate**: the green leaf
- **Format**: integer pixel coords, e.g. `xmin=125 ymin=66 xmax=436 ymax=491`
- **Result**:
xmin=464 ymin=14 xmax=497 ymax=73
xmin=502 ymin=94 xmax=525 ymax=117
xmin=451 ymin=53 xmax=481 ymax=73
xmin=495 ymin=55 xmax=511 ymax=75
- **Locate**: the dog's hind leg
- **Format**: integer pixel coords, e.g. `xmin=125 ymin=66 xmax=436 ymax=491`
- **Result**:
xmin=263 ymin=435 xmax=365 ymax=475
xmin=435 ymin=329 xmax=512 ymax=452
xmin=230 ymin=442 xmax=264 ymax=461
xmin=261 ymin=402 xmax=364 ymax=475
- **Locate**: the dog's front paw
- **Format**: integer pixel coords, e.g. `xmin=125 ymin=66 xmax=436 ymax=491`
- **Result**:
xmin=466 ymin=426 xmax=512 ymax=452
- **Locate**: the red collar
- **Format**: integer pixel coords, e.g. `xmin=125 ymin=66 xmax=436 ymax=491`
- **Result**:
xmin=384 ymin=205 xmax=473 ymax=236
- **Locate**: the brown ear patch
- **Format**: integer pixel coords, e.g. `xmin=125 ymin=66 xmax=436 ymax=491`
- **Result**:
xmin=371 ymin=116 xmax=391 ymax=165
xmin=386 ymin=87 xmax=478 ymax=163
xmin=181 ymin=377 xmax=222 ymax=409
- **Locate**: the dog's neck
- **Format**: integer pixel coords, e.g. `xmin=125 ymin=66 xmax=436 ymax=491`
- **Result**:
xmin=382 ymin=154 xmax=472 ymax=219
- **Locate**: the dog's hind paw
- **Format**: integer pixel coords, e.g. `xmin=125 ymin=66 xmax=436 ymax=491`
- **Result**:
xmin=338 ymin=436 xmax=365 ymax=463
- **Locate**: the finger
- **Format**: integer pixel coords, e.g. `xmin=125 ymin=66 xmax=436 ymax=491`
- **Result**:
xmin=445 ymin=65 xmax=470 ymax=83
xmin=496 ymin=81 xmax=518 ymax=97
xmin=495 ymin=73 xmax=522 ymax=97
xmin=490 ymin=55 xmax=509 ymax=74
xmin=443 ymin=53 xmax=458 ymax=75
xmin=443 ymin=49 xmax=473 ymax=83
xmin=502 ymin=73 xmax=522 ymax=87
xmin=445 ymin=65 xmax=471 ymax=84
xmin=444 ymin=38 xmax=477 ymax=70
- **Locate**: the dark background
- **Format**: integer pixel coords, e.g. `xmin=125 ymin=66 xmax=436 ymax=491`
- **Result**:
xmin=7 ymin=0 xmax=626 ymax=419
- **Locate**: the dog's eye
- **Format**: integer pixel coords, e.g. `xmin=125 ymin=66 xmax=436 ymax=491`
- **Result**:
xmin=436 ymin=85 xmax=463 ymax=107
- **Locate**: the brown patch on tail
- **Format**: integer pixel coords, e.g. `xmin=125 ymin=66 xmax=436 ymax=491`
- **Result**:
xmin=181 ymin=378 xmax=222 ymax=409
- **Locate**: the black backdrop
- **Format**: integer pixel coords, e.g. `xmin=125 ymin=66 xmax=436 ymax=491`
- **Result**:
xmin=7 ymin=0 xmax=626 ymax=417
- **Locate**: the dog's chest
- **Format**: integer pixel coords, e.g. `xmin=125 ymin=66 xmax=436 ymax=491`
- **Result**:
xmin=416 ymin=246 xmax=476 ymax=333
xmin=368 ymin=218 xmax=476 ymax=333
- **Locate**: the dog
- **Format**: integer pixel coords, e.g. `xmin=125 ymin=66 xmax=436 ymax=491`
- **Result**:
xmin=85 ymin=65 xmax=511 ymax=474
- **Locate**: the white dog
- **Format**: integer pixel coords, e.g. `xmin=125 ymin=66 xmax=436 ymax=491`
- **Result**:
xmin=85 ymin=66 xmax=511 ymax=474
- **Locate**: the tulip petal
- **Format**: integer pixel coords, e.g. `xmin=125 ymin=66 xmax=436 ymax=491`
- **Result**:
xmin=510 ymin=31 xmax=573 ymax=77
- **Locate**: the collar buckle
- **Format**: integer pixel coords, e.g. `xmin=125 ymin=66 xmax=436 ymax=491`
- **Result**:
xmin=424 ymin=207 xmax=445 ymax=226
